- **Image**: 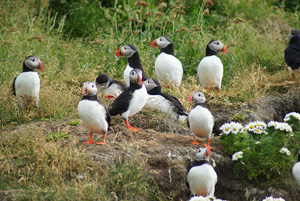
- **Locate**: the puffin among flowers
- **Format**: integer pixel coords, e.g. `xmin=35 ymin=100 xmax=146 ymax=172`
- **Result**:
xmin=13 ymin=55 xmax=44 ymax=116
xmin=197 ymin=40 xmax=228 ymax=93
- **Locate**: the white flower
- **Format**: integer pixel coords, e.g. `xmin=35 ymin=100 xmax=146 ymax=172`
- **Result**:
xmin=275 ymin=122 xmax=292 ymax=132
xmin=254 ymin=120 xmax=267 ymax=129
xmin=279 ymin=147 xmax=291 ymax=156
xmin=220 ymin=123 xmax=232 ymax=135
xmin=230 ymin=122 xmax=243 ymax=134
xmin=262 ymin=196 xmax=285 ymax=201
xmin=232 ymin=151 xmax=243 ymax=161
xmin=253 ymin=128 xmax=263 ymax=134
xmin=255 ymin=141 xmax=260 ymax=144
xmin=267 ymin=121 xmax=278 ymax=127
xmin=246 ymin=122 xmax=256 ymax=131
xmin=240 ymin=127 xmax=247 ymax=133
xmin=284 ymin=112 xmax=300 ymax=122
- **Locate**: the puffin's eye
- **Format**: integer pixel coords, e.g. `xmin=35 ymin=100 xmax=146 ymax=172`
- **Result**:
xmin=32 ymin=59 xmax=35 ymax=62
xmin=124 ymin=47 xmax=127 ymax=50
xmin=160 ymin=38 xmax=162 ymax=41
xmin=198 ymin=94 xmax=201 ymax=96
xmin=131 ymin=72 xmax=134 ymax=75
xmin=217 ymin=42 xmax=220 ymax=45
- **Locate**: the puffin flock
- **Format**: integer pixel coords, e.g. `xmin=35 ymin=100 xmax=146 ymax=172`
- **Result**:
xmin=12 ymin=29 xmax=300 ymax=199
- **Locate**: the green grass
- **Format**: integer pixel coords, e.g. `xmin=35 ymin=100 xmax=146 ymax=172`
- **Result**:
xmin=1 ymin=0 xmax=300 ymax=199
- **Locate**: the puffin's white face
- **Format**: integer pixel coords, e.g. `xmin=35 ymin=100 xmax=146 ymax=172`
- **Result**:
xmin=129 ymin=69 xmax=142 ymax=85
xmin=115 ymin=45 xmax=137 ymax=58
xmin=208 ymin=40 xmax=225 ymax=53
xmin=150 ymin=36 xmax=172 ymax=49
xmin=82 ymin=82 xmax=97 ymax=96
xmin=24 ymin=56 xmax=44 ymax=71
xmin=189 ymin=92 xmax=206 ymax=104
xmin=144 ymin=79 xmax=158 ymax=91
xmin=195 ymin=148 xmax=209 ymax=161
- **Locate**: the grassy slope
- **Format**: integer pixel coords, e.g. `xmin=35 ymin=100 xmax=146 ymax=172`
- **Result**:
xmin=0 ymin=0 xmax=300 ymax=200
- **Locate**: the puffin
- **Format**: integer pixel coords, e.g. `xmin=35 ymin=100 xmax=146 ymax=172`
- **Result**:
xmin=78 ymin=82 xmax=110 ymax=144
xmin=284 ymin=30 xmax=300 ymax=79
xmin=95 ymin=73 xmax=127 ymax=99
xmin=292 ymin=148 xmax=300 ymax=186
xmin=13 ymin=55 xmax=44 ymax=116
xmin=108 ymin=69 xmax=148 ymax=131
xmin=197 ymin=40 xmax=228 ymax=93
xmin=150 ymin=36 xmax=183 ymax=87
xmin=115 ymin=44 xmax=149 ymax=87
xmin=188 ymin=92 xmax=214 ymax=150
xmin=186 ymin=147 xmax=217 ymax=197
xmin=144 ymin=78 xmax=188 ymax=121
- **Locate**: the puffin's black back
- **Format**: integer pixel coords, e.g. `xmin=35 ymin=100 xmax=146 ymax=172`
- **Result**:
xmin=108 ymin=81 xmax=142 ymax=116
xmin=284 ymin=36 xmax=300 ymax=70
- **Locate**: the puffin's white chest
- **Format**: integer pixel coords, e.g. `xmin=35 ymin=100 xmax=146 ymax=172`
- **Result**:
xmin=187 ymin=164 xmax=217 ymax=196
xmin=15 ymin=72 xmax=40 ymax=98
xmin=124 ymin=64 xmax=133 ymax=87
xmin=197 ymin=56 xmax=223 ymax=89
xmin=123 ymin=85 xmax=148 ymax=118
xmin=292 ymin=162 xmax=300 ymax=186
xmin=78 ymin=100 xmax=108 ymax=134
xmin=100 ymin=83 xmax=123 ymax=97
xmin=146 ymin=95 xmax=186 ymax=121
xmin=155 ymin=53 xmax=183 ymax=87
xmin=188 ymin=106 xmax=214 ymax=138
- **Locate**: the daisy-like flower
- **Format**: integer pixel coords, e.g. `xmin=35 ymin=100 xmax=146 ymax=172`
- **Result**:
xmin=254 ymin=120 xmax=267 ymax=129
xmin=267 ymin=121 xmax=278 ymax=127
xmin=253 ymin=129 xmax=263 ymax=134
xmin=262 ymin=196 xmax=285 ymax=201
xmin=232 ymin=151 xmax=243 ymax=161
xmin=240 ymin=127 xmax=247 ymax=133
xmin=284 ymin=112 xmax=300 ymax=122
xmin=274 ymin=122 xmax=292 ymax=133
xmin=279 ymin=147 xmax=291 ymax=156
xmin=255 ymin=141 xmax=260 ymax=144
xmin=220 ymin=123 xmax=232 ymax=135
xmin=230 ymin=122 xmax=243 ymax=134
xmin=245 ymin=122 xmax=256 ymax=131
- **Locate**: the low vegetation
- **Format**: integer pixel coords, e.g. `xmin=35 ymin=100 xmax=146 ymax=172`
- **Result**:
xmin=1 ymin=0 xmax=300 ymax=200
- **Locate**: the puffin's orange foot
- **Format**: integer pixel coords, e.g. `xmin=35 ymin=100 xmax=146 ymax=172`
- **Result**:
xmin=105 ymin=95 xmax=117 ymax=99
xmin=191 ymin=140 xmax=200 ymax=145
xmin=95 ymin=141 xmax=105 ymax=145
xmin=204 ymin=143 xmax=213 ymax=151
xmin=83 ymin=140 xmax=95 ymax=144
xmin=128 ymin=126 xmax=140 ymax=132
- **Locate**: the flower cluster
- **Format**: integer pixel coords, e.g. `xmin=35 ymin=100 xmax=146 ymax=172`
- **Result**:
xmin=189 ymin=195 xmax=226 ymax=201
xmin=245 ymin=121 xmax=267 ymax=134
xmin=267 ymin=121 xmax=292 ymax=133
xmin=279 ymin=147 xmax=291 ymax=156
xmin=262 ymin=196 xmax=285 ymax=201
xmin=219 ymin=122 xmax=243 ymax=135
xmin=232 ymin=151 xmax=243 ymax=161
xmin=284 ymin=112 xmax=300 ymax=122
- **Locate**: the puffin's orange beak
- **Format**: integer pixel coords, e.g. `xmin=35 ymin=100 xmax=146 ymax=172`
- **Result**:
xmin=150 ymin=39 xmax=158 ymax=48
xmin=188 ymin=94 xmax=194 ymax=102
xmin=221 ymin=45 xmax=228 ymax=54
xmin=82 ymin=83 xmax=88 ymax=95
xmin=115 ymin=48 xmax=124 ymax=57
xmin=39 ymin=61 xmax=44 ymax=72
xmin=137 ymin=74 xmax=142 ymax=85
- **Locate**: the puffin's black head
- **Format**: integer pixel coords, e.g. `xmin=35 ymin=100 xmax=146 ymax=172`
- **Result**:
xmin=129 ymin=69 xmax=142 ymax=85
xmin=82 ymin=82 xmax=97 ymax=96
xmin=289 ymin=29 xmax=300 ymax=40
xmin=188 ymin=91 xmax=206 ymax=104
xmin=95 ymin=73 xmax=110 ymax=88
xmin=23 ymin=55 xmax=44 ymax=72
xmin=115 ymin=44 xmax=138 ymax=58
xmin=289 ymin=35 xmax=300 ymax=47
xmin=150 ymin=36 xmax=173 ymax=49
xmin=207 ymin=40 xmax=228 ymax=55
xmin=144 ymin=78 xmax=162 ymax=94
xmin=195 ymin=147 xmax=210 ymax=161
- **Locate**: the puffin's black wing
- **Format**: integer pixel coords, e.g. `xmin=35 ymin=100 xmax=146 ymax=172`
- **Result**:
xmin=12 ymin=77 xmax=17 ymax=96
xmin=108 ymin=89 xmax=133 ymax=116
xmin=284 ymin=46 xmax=300 ymax=70
xmin=161 ymin=93 xmax=188 ymax=116
xmin=105 ymin=107 xmax=111 ymax=130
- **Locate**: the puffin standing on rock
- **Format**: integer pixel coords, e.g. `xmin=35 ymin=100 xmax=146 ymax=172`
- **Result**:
xmin=78 ymin=82 xmax=110 ymax=144
xmin=186 ymin=147 xmax=217 ymax=197
xmin=284 ymin=29 xmax=300 ymax=79
xmin=150 ymin=36 xmax=183 ymax=87
xmin=108 ymin=69 xmax=148 ymax=132
xmin=292 ymin=148 xmax=300 ymax=186
xmin=115 ymin=44 xmax=149 ymax=87
xmin=13 ymin=55 xmax=44 ymax=116
xmin=188 ymin=92 xmax=214 ymax=151
xmin=144 ymin=78 xmax=188 ymax=121
xmin=197 ymin=40 xmax=228 ymax=93
xmin=95 ymin=73 xmax=127 ymax=99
